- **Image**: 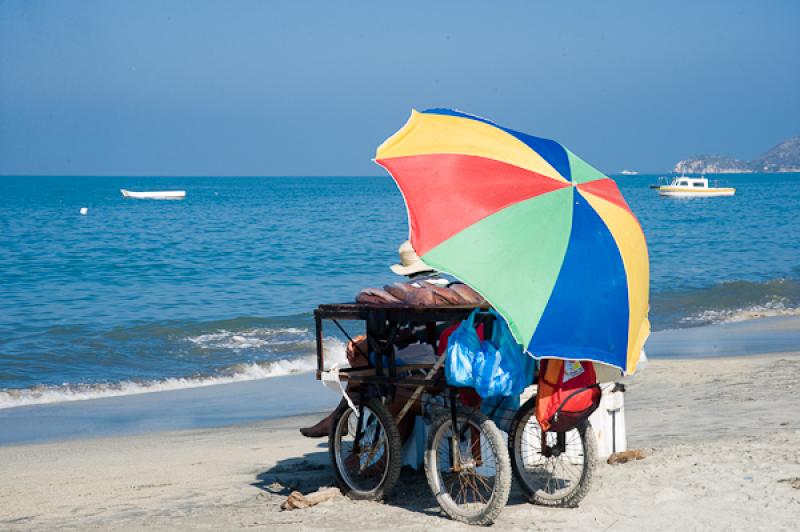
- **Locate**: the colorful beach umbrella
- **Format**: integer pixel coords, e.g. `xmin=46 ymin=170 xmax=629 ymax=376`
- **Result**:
xmin=375 ymin=109 xmax=649 ymax=374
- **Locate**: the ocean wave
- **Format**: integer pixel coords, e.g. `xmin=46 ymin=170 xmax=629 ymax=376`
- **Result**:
xmin=679 ymin=299 xmax=800 ymax=326
xmin=651 ymin=277 xmax=800 ymax=329
xmin=0 ymin=337 xmax=347 ymax=410
xmin=186 ymin=326 xmax=311 ymax=350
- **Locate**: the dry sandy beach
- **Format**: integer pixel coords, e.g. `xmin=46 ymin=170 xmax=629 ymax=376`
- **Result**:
xmin=1 ymin=351 xmax=799 ymax=531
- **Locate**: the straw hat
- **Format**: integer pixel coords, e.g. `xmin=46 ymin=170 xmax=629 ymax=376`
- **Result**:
xmin=390 ymin=240 xmax=434 ymax=276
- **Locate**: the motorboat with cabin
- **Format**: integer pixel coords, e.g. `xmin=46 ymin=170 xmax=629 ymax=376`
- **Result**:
xmin=653 ymin=176 xmax=735 ymax=198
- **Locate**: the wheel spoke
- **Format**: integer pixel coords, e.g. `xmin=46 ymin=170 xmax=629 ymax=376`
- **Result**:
xmin=434 ymin=417 xmax=498 ymax=512
xmin=472 ymin=471 xmax=494 ymax=497
xmin=457 ymin=474 xmax=467 ymax=505
xmin=512 ymin=406 xmax=593 ymax=505
xmin=334 ymin=404 xmax=395 ymax=495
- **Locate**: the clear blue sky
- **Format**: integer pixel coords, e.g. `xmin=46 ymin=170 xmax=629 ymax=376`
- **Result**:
xmin=1 ymin=0 xmax=798 ymax=176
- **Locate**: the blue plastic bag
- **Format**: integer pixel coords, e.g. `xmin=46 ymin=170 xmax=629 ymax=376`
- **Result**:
xmin=445 ymin=309 xmax=534 ymax=398
xmin=489 ymin=309 xmax=534 ymax=396
xmin=472 ymin=341 xmax=511 ymax=398
xmin=444 ymin=309 xmax=480 ymax=387
xmin=473 ymin=309 xmax=533 ymax=398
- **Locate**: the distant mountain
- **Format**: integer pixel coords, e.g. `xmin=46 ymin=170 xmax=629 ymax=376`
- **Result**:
xmin=673 ymin=135 xmax=800 ymax=173
xmin=751 ymin=136 xmax=800 ymax=172
xmin=673 ymin=155 xmax=751 ymax=174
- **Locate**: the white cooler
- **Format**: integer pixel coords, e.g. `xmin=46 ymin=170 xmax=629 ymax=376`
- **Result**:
xmin=589 ymin=382 xmax=627 ymax=459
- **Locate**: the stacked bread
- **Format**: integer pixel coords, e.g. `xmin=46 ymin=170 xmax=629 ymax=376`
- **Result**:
xmin=355 ymin=282 xmax=485 ymax=306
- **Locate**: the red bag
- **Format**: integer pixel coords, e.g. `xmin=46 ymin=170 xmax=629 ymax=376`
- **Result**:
xmin=535 ymin=359 xmax=601 ymax=432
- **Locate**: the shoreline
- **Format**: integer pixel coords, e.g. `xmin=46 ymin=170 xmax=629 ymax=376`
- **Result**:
xmin=2 ymin=314 xmax=800 ymax=447
xmin=1 ymin=352 xmax=798 ymax=530
xmin=645 ymin=314 xmax=800 ymax=359
xmin=0 ymin=372 xmax=339 ymax=447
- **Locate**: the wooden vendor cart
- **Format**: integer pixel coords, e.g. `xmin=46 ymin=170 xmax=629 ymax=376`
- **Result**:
xmin=314 ymin=302 xmax=597 ymax=526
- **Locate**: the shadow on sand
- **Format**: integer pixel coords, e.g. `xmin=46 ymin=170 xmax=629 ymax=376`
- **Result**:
xmin=252 ymin=447 xmax=529 ymax=518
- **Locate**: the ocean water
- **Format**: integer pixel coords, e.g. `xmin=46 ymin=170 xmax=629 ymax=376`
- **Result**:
xmin=1 ymin=174 xmax=799 ymax=407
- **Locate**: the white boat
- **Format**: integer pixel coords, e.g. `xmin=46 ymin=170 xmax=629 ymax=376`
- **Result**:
xmin=121 ymin=189 xmax=186 ymax=200
xmin=620 ymin=169 xmax=639 ymax=175
xmin=655 ymin=176 xmax=735 ymax=198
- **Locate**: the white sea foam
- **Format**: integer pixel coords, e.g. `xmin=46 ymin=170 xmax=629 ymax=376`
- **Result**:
xmin=679 ymin=298 xmax=800 ymax=326
xmin=0 ymin=336 xmax=347 ymax=410
xmin=186 ymin=327 xmax=311 ymax=350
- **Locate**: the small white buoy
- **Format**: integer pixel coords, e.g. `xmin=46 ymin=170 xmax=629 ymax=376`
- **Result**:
xmin=80 ymin=207 xmax=88 ymax=215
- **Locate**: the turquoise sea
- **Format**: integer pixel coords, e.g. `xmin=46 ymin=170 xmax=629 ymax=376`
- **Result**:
xmin=1 ymin=174 xmax=799 ymax=407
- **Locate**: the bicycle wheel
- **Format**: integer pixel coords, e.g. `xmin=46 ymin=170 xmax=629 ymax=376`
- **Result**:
xmin=424 ymin=409 xmax=511 ymax=525
xmin=329 ymin=397 xmax=402 ymax=501
xmin=509 ymin=396 xmax=596 ymax=507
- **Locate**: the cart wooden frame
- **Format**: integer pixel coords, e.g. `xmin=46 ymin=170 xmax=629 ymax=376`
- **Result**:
xmin=314 ymin=302 xmax=596 ymax=525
